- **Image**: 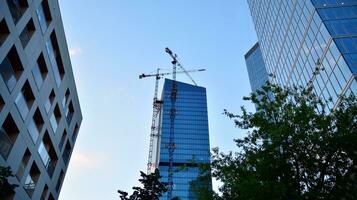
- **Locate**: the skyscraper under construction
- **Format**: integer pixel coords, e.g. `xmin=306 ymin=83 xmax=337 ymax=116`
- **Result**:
xmin=157 ymin=79 xmax=211 ymax=200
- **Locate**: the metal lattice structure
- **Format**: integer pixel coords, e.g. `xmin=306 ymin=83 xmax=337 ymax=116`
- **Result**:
xmin=140 ymin=48 xmax=205 ymax=199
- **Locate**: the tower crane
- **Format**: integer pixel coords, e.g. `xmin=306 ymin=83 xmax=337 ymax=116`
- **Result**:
xmin=140 ymin=68 xmax=205 ymax=174
xmin=140 ymin=48 xmax=204 ymax=200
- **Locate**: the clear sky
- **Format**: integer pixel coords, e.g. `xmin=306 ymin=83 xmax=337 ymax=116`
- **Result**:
xmin=58 ymin=1 xmax=257 ymax=199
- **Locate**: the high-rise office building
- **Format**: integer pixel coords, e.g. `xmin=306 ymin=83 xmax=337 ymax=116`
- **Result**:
xmin=247 ymin=0 xmax=357 ymax=109
xmin=157 ymin=79 xmax=211 ymax=200
xmin=0 ymin=0 xmax=82 ymax=199
xmin=245 ymin=42 xmax=269 ymax=93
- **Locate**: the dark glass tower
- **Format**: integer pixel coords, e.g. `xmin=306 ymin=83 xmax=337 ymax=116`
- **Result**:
xmin=245 ymin=42 xmax=269 ymax=92
xmin=158 ymin=79 xmax=211 ymax=200
xmin=248 ymin=0 xmax=357 ymax=109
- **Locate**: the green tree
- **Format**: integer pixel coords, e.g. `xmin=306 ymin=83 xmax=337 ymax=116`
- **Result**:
xmin=189 ymin=163 xmax=216 ymax=200
xmin=118 ymin=169 xmax=167 ymax=200
xmin=0 ymin=166 xmax=18 ymax=199
xmin=209 ymin=83 xmax=357 ymax=200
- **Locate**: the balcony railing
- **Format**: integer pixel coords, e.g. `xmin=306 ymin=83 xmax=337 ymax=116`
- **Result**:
xmin=24 ymin=175 xmax=36 ymax=197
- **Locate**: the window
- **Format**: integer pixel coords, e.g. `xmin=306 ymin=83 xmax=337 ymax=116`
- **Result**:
xmin=49 ymin=104 xmax=61 ymax=133
xmin=0 ymin=46 xmax=24 ymax=92
xmin=0 ymin=19 xmax=10 ymax=46
xmin=0 ymin=114 xmax=19 ymax=159
xmin=66 ymin=101 xmax=74 ymax=125
xmin=0 ymin=95 xmax=4 ymax=112
xmin=16 ymin=148 xmax=31 ymax=180
xmin=40 ymin=184 xmax=48 ymax=200
xmin=58 ymin=130 xmax=67 ymax=151
xmin=55 ymin=171 xmax=64 ymax=192
xmin=62 ymin=140 xmax=72 ymax=164
xmin=36 ymin=0 xmax=52 ymax=34
xmin=38 ymin=132 xmax=57 ymax=177
xmin=48 ymin=193 xmax=55 ymax=200
xmin=46 ymin=32 xmax=65 ymax=87
xmin=15 ymin=81 xmax=35 ymax=120
xmin=27 ymin=108 xmax=44 ymax=143
xmin=19 ymin=18 xmax=35 ymax=47
xmin=45 ymin=89 xmax=55 ymax=113
xmin=72 ymin=124 xmax=79 ymax=142
xmin=24 ymin=162 xmax=40 ymax=197
xmin=6 ymin=0 xmax=29 ymax=24
xmin=62 ymin=88 xmax=70 ymax=108
xmin=32 ymin=53 xmax=48 ymax=90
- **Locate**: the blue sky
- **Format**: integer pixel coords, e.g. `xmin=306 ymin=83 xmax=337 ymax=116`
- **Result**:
xmin=58 ymin=1 xmax=257 ymax=199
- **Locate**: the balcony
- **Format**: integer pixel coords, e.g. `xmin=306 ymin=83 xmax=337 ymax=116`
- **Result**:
xmin=32 ymin=54 xmax=48 ymax=90
xmin=27 ymin=119 xmax=39 ymax=143
xmin=0 ymin=114 xmax=19 ymax=160
xmin=24 ymin=162 xmax=40 ymax=197
xmin=0 ymin=127 xmax=13 ymax=159
xmin=46 ymin=32 xmax=65 ymax=87
xmin=15 ymin=92 xmax=29 ymax=120
xmin=19 ymin=19 xmax=35 ymax=47
xmin=15 ymin=81 xmax=35 ymax=120
xmin=0 ymin=19 xmax=10 ymax=46
xmin=38 ymin=133 xmax=57 ymax=177
xmin=62 ymin=141 xmax=72 ymax=165
xmin=50 ymin=104 xmax=61 ymax=133
xmin=45 ymin=90 xmax=55 ymax=113
xmin=24 ymin=175 xmax=36 ymax=197
xmin=36 ymin=0 xmax=52 ymax=34
xmin=16 ymin=149 xmax=30 ymax=180
xmin=65 ymin=103 xmax=74 ymax=125
xmin=6 ymin=0 xmax=28 ymax=24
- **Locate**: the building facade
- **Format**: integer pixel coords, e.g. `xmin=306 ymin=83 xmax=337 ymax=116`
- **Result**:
xmin=158 ymin=79 xmax=211 ymax=200
xmin=0 ymin=0 xmax=82 ymax=200
xmin=245 ymin=42 xmax=269 ymax=93
xmin=247 ymin=0 xmax=357 ymax=109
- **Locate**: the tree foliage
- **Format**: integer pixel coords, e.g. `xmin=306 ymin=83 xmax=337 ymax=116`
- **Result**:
xmin=189 ymin=163 xmax=216 ymax=200
xmin=210 ymin=83 xmax=357 ymax=200
xmin=0 ymin=166 xmax=18 ymax=199
xmin=118 ymin=169 xmax=167 ymax=200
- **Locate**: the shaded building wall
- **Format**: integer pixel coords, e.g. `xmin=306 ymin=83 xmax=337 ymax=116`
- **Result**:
xmin=0 ymin=0 xmax=82 ymax=199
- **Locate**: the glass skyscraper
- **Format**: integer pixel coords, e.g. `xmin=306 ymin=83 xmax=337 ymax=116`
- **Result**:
xmin=157 ymin=79 xmax=211 ymax=200
xmin=245 ymin=42 xmax=269 ymax=93
xmin=247 ymin=0 xmax=357 ymax=109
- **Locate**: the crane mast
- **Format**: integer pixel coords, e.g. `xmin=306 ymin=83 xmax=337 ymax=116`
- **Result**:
xmin=166 ymin=48 xmax=177 ymax=200
xmin=145 ymin=68 xmax=163 ymax=174
xmin=140 ymin=48 xmax=205 ymax=199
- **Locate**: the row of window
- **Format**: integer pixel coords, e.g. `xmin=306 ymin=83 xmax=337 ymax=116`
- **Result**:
xmin=0 ymin=110 xmax=78 ymax=199
xmin=249 ymin=0 xmax=356 ymax=109
xmin=0 ymin=1 xmax=78 ymax=199
xmin=1 ymin=0 xmax=52 ymax=48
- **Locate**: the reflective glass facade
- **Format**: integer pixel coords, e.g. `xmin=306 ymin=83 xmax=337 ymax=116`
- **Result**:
xmin=248 ymin=0 xmax=357 ymax=109
xmin=245 ymin=42 xmax=269 ymax=92
xmin=158 ymin=79 xmax=211 ymax=200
